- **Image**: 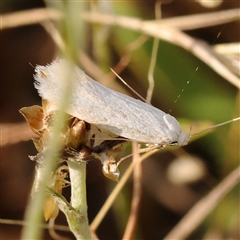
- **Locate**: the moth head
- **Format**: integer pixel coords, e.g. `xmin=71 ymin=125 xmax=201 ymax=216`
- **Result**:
xmin=163 ymin=114 xmax=190 ymax=147
xmin=176 ymin=128 xmax=191 ymax=146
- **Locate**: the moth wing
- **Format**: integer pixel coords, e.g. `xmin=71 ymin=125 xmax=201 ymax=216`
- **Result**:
xmin=34 ymin=60 xmax=182 ymax=145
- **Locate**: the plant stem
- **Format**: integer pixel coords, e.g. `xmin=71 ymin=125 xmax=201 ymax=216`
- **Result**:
xmin=66 ymin=160 xmax=92 ymax=240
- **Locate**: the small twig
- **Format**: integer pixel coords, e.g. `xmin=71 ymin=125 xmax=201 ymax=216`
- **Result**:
xmin=48 ymin=218 xmax=71 ymax=240
xmin=122 ymin=142 xmax=142 ymax=240
xmin=147 ymin=8 xmax=239 ymax=30
xmin=214 ymin=42 xmax=240 ymax=58
xmin=112 ymin=34 xmax=149 ymax=75
xmin=0 ymin=8 xmax=61 ymax=30
xmin=50 ymin=160 xmax=92 ymax=240
xmin=1 ymin=8 xmax=239 ymax=31
xmin=41 ymin=20 xmax=129 ymax=96
xmin=0 ymin=122 xmax=35 ymax=146
xmin=146 ymin=37 xmax=158 ymax=103
xmin=2 ymin=8 xmax=239 ymax=87
xmin=45 ymin=161 xmax=92 ymax=240
xmin=82 ymin=11 xmax=240 ymax=89
xmin=164 ymin=165 xmax=240 ymax=240
xmin=0 ymin=218 xmax=70 ymax=232
xmin=213 ymin=42 xmax=240 ymax=76
xmin=90 ymin=148 xmax=159 ymax=232
xmin=146 ymin=0 xmax=162 ymax=104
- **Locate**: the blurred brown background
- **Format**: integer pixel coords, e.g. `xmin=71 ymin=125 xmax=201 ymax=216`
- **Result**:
xmin=1 ymin=1 xmax=239 ymax=239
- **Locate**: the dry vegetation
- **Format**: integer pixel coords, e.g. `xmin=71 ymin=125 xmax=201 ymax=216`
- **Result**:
xmin=0 ymin=1 xmax=239 ymax=240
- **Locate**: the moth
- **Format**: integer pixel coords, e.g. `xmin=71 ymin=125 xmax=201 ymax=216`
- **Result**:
xmin=34 ymin=59 xmax=190 ymax=148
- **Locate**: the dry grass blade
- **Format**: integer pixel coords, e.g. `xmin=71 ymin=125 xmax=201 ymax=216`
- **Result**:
xmin=90 ymin=149 xmax=159 ymax=232
xmin=2 ymin=3 xmax=239 ymax=239
xmin=122 ymin=142 xmax=142 ymax=240
xmin=110 ymin=35 xmax=149 ymax=77
xmin=214 ymin=42 xmax=240 ymax=76
xmin=41 ymin=21 xmax=131 ymax=95
xmin=82 ymin=11 xmax=240 ymax=89
xmin=0 ymin=8 xmax=61 ymax=30
xmin=147 ymin=8 xmax=240 ymax=30
xmin=0 ymin=122 xmax=35 ymax=146
xmin=48 ymin=218 xmax=71 ymax=240
xmin=164 ymin=166 xmax=240 ymax=240
xmin=1 ymin=8 xmax=239 ymax=87
xmin=146 ymin=0 xmax=162 ymax=104
xmin=0 ymin=218 xmax=70 ymax=232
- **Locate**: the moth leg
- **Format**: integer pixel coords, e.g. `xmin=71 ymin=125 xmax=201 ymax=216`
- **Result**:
xmin=93 ymin=139 xmax=127 ymax=181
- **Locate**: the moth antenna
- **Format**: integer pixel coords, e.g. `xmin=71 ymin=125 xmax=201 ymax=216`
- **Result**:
xmin=117 ymin=153 xmax=134 ymax=166
xmin=169 ymin=27 xmax=226 ymax=114
xmin=187 ymin=126 xmax=192 ymax=138
xmin=192 ymin=117 xmax=240 ymax=136
xmin=110 ymin=68 xmax=147 ymax=103
xmin=117 ymin=144 xmax=160 ymax=166
xmin=29 ymin=62 xmax=34 ymax=68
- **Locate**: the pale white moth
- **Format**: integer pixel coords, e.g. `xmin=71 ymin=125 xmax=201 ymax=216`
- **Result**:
xmin=34 ymin=59 xmax=190 ymax=148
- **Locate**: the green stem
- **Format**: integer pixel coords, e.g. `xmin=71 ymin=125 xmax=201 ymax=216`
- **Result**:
xmin=21 ymin=114 xmax=69 ymax=239
xmin=21 ymin=60 xmax=75 ymax=240
xmin=66 ymin=160 xmax=92 ymax=240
